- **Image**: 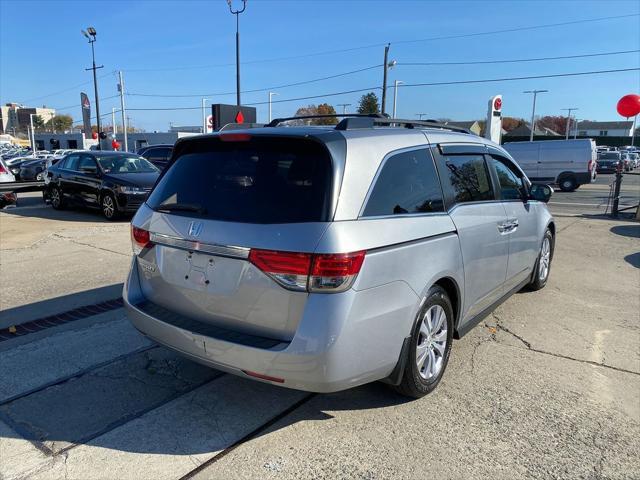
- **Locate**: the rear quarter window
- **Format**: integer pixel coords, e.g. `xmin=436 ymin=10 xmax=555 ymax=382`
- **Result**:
xmin=146 ymin=136 xmax=333 ymax=223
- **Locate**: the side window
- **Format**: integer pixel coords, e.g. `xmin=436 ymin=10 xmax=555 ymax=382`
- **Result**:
xmin=490 ymin=157 xmax=525 ymax=200
xmin=63 ymin=154 xmax=80 ymax=171
xmin=77 ymin=155 xmax=97 ymax=171
xmin=362 ymin=149 xmax=444 ymax=217
xmin=439 ymin=154 xmax=494 ymax=204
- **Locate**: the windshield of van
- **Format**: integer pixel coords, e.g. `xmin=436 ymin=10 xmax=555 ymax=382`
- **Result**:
xmin=146 ymin=136 xmax=333 ymax=223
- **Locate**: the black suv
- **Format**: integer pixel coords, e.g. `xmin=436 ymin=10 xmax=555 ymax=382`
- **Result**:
xmin=47 ymin=151 xmax=160 ymax=220
xmin=137 ymin=144 xmax=173 ymax=170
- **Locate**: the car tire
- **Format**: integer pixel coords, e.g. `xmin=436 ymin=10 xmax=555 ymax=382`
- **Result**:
xmin=527 ymin=228 xmax=554 ymax=291
xmin=393 ymin=285 xmax=454 ymax=399
xmin=558 ymin=177 xmax=577 ymax=192
xmin=50 ymin=186 xmax=65 ymax=210
xmin=101 ymin=192 xmax=119 ymax=220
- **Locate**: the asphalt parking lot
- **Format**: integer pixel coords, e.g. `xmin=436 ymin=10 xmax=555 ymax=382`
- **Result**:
xmin=0 ymin=179 xmax=638 ymax=480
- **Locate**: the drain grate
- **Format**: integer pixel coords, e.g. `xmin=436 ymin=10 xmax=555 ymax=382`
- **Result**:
xmin=0 ymin=298 xmax=124 ymax=342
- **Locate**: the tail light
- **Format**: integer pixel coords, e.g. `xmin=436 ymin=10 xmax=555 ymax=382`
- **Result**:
xmin=249 ymin=249 xmax=366 ymax=293
xmin=0 ymin=163 xmax=7 ymax=174
xmin=588 ymin=159 xmax=593 ymax=172
xmin=131 ymin=225 xmax=152 ymax=255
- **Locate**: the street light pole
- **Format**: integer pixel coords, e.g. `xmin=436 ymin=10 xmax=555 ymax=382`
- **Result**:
xmin=118 ymin=70 xmax=128 ymax=151
xmin=82 ymin=27 xmax=103 ymax=150
xmin=268 ymin=92 xmax=279 ymax=122
xmin=227 ymin=0 xmax=247 ymax=107
xmin=29 ymin=113 xmax=36 ymax=154
xmin=561 ymin=107 xmax=578 ymax=140
xmin=201 ymin=98 xmax=210 ymax=133
xmin=392 ymin=80 xmax=404 ymax=118
xmin=524 ymin=89 xmax=548 ymax=142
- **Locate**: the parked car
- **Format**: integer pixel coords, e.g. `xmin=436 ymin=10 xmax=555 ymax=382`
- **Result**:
xmin=503 ymin=139 xmax=597 ymax=192
xmin=4 ymin=156 xmax=35 ymax=179
xmin=629 ymin=152 xmax=640 ymax=169
xmin=18 ymin=158 xmax=48 ymax=182
xmin=0 ymin=158 xmax=16 ymax=208
xmin=137 ymin=144 xmax=173 ymax=170
xmin=47 ymin=151 xmax=160 ymax=219
xmin=620 ymin=152 xmax=632 ymax=172
xmin=596 ymin=152 xmax=622 ymax=173
xmin=124 ymin=117 xmax=555 ymax=398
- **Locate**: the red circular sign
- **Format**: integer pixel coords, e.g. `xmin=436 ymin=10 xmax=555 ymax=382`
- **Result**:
xmin=493 ymin=97 xmax=502 ymax=111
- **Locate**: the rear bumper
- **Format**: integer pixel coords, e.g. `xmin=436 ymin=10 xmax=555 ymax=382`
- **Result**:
xmin=123 ymin=257 xmax=417 ymax=393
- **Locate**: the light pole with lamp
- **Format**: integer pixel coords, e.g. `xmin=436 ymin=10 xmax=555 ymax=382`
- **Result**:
xmin=524 ymin=89 xmax=548 ymax=142
xmin=82 ymin=27 xmax=103 ymax=150
xmin=29 ymin=113 xmax=37 ymax=155
xmin=227 ymin=0 xmax=247 ymax=107
xmin=392 ymin=80 xmax=404 ymax=118
xmin=268 ymin=92 xmax=279 ymax=122
xmin=201 ymin=98 xmax=210 ymax=133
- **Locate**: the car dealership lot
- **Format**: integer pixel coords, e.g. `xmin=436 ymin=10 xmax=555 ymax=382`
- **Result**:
xmin=0 ymin=187 xmax=639 ymax=479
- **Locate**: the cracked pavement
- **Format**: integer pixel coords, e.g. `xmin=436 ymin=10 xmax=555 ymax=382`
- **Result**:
xmin=0 ymin=193 xmax=638 ymax=479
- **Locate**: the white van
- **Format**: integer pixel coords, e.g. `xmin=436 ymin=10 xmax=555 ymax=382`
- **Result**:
xmin=503 ymin=139 xmax=597 ymax=191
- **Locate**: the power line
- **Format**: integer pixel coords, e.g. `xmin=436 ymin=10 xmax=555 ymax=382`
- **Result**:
xmin=17 ymin=72 xmax=114 ymax=104
xmin=399 ymin=49 xmax=640 ymax=66
xmin=119 ymin=67 xmax=639 ymax=111
xmin=120 ymin=13 xmax=640 ymax=73
xmin=126 ymin=65 xmax=380 ymax=98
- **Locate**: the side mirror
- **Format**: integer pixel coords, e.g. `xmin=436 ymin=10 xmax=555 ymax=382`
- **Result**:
xmin=530 ymin=184 xmax=553 ymax=203
xmin=80 ymin=165 xmax=98 ymax=175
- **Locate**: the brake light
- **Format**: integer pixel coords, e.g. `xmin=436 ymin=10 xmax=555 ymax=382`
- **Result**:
xmin=219 ymin=133 xmax=251 ymax=142
xmin=131 ymin=225 xmax=152 ymax=254
xmin=588 ymin=159 xmax=593 ymax=171
xmin=242 ymin=370 xmax=285 ymax=383
xmin=248 ymin=249 xmax=366 ymax=293
xmin=0 ymin=163 xmax=7 ymax=174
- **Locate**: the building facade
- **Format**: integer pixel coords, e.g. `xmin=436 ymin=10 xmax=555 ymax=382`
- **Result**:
xmin=575 ymin=121 xmax=634 ymax=137
xmin=0 ymin=103 xmax=56 ymax=135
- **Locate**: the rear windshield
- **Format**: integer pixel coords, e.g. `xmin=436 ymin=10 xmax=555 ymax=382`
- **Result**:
xmin=146 ymin=136 xmax=333 ymax=223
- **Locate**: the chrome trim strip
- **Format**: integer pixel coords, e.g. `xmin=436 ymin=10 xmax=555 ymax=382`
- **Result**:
xmin=150 ymin=232 xmax=250 ymax=259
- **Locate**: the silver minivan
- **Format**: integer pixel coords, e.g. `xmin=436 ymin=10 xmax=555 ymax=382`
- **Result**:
xmin=124 ymin=116 xmax=555 ymax=398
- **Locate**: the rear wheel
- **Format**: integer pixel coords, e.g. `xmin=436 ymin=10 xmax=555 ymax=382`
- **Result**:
xmin=527 ymin=228 xmax=553 ymax=291
xmin=50 ymin=186 xmax=64 ymax=210
xmin=101 ymin=193 xmax=118 ymax=220
xmin=393 ymin=286 xmax=454 ymax=398
xmin=558 ymin=176 xmax=577 ymax=192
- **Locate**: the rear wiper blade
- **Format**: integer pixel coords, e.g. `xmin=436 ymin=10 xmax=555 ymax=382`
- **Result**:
xmin=154 ymin=202 xmax=207 ymax=214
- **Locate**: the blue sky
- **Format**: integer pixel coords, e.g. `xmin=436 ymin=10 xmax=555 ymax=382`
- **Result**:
xmin=1 ymin=0 xmax=639 ymax=131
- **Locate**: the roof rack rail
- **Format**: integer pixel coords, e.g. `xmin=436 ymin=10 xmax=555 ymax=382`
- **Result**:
xmin=335 ymin=117 xmax=471 ymax=134
xmin=265 ymin=113 xmax=386 ymax=128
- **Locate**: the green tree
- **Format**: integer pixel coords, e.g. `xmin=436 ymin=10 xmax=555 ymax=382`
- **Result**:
xmin=357 ymin=92 xmax=380 ymax=115
xmin=32 ymin=115 xmax=45 ymax=131
xmin=46 ymin=114 xmax=74 ymax=132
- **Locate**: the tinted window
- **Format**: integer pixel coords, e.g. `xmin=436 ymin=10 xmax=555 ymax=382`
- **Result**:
xmin=146 ymin=137 xmax=332 ymax=224
xmin=63 ymin=154 xmax=80 ymax=171
xmin=78 ymin=156 xmax=97 ymax=170
xmin=363 ymin=149 xmax=443 ymax=216
xmin=144 ymin=147 xmax=172 ymax=161
xmin=440 ymin=155 xmax=494 ymax=203
xmin=490 ymin=158 xmax=524 ymax=200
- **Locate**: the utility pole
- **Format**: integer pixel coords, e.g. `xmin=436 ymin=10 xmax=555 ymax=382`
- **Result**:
xmin=561 ymin=107 xmax=578 ymax=140
xmin=118 ymin=71 xmax=128 ymax=152
xmin=524 ymin=89 xmax=548 ymax=142
xmin=337 ymin=103 xmax=351 ymax=115
xmin=416 ymin=113 xmax=427 ymax=120
xmin=380 ymin=43 xmax=397 ymax=115
xmin=82 ymin=27 xmax=103 ymax=150
xmin=268 ymin=92 xmax=279 ymax=122
xmin=29 ymin=113 xmax=36 ymax=154
xmin=201 ymin=98 xmax=209 ymax=133
xmin=392 ymin=80 xmax=404 ymax=118
xmin=574 ymin=118 xmax=580 ymax=139
xmin=227 ymin=0 xmax=247 ymax=106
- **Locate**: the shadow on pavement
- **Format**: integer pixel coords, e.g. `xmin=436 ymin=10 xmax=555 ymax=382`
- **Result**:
xmin=624 ymin=252 xmax=640 ymax=269
xmin=610 ymin=225 xmax=640 ymax=238
xmin=1 ymin=201 xmax=132 ymax=223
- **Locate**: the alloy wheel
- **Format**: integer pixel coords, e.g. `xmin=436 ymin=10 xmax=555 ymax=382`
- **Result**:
xmin=51 ymin=188 xmax=60 ymax=208
xmin=416 ymin=305 xmax=448 ymax=380
xmin=539 ymin=236 xmax=551 ymax=281
xmin=102 ymin=195 xmax=115 ymax=219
